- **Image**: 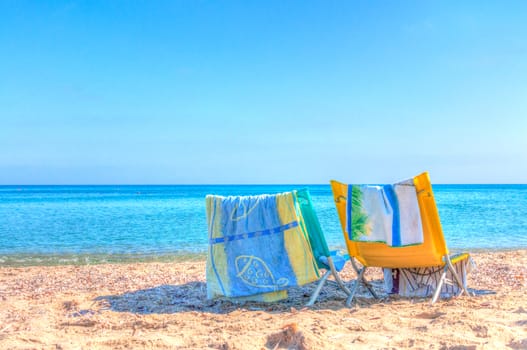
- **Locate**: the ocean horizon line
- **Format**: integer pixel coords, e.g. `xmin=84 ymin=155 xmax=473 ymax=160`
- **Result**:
xmin=1 ymin=183 xmax=526 ymax=187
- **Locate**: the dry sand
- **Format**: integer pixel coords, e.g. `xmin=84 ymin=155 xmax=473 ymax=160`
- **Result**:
xmin=0 ymin=250 xmax=526 ymax=349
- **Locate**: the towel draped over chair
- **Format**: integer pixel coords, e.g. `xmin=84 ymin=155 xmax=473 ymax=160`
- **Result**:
xmin=206 ymin=192 xmax=319 ymax=302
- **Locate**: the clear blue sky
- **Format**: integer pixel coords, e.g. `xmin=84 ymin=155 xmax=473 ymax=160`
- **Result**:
xmin=1 ymin=1 xmax=526 ymax=184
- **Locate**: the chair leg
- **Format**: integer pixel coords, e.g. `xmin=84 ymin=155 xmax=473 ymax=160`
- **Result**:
xmin=350 ymin=259 xmax=378 ymax=299
xmin=363 ymin=278 xmax=379 ymax=299
xmin=431 ymin=266 xmax=448 ymax=304
xmin=306 ymin=270 xmax=331 ymax=306
xmin=327 ymin=257 xmax=352 ymax=296
xmin=445 ymin=255 xmax=472 ymax=297
xmin=346 ymin=267 xmax=366 ymax=307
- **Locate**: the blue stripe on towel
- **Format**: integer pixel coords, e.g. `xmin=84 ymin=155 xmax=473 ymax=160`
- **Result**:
xmin=209 ymin=221 xmax=299 ymax=244
xmin=383 ymin=185 xmax=401 ymax=247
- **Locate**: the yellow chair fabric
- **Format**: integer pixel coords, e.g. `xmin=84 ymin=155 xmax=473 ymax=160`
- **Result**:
xmin=331 ymin=172 xmax=449 ymax=268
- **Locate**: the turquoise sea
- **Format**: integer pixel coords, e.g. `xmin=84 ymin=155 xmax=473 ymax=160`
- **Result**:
xmin=1 ymin=184 xmax=526 ymax=266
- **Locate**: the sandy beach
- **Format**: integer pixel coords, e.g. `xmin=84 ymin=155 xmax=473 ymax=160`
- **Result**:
xmin=0 ymin=250 xmax=525 ymax=349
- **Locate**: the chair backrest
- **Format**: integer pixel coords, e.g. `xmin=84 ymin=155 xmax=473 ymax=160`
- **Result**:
xmin=330 ymin=172 xmax=449 ymax=268
xmin=294 ymin=189 xmax=331 ymax=269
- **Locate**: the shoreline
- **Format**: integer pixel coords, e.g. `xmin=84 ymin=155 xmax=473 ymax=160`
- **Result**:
xmin=1 ymin=247 xmax=526 ymax=267
xmin=0 ymin=250 xmax=526 ymax=349
xmin=0 ymin=252 xmax=208 ymax=267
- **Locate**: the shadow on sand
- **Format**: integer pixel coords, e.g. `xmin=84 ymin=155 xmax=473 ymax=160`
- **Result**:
xmin=93 ymin=280 xmax=371 ymax=315
xmin=94 ymin=279 xmax=494 ymax=315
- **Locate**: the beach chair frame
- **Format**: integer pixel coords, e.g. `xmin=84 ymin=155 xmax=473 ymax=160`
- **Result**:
xmin=293 ymin=189 xmax=352 ymax=306
xmin=345 ymin=253 xmax=471 ymax=306
xmin=431 ymin=253 xmax=471 ymax=303
xmin=346 ymin=258 xmax=379 ymax=306
xmin=330 ymin=172 xmax=473 ymax=306
xmin=307 ymin=254 xmax=351 ymax=306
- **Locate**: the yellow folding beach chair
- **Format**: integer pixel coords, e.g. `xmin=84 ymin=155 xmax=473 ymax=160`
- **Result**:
xmin=330 ymin=172 xmax=472 ymax=305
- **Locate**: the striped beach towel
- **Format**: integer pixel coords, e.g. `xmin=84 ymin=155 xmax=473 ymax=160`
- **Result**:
xmin=205 ymin=191 xmax=319 ymax=301
xmin=346 ymin=178 xmax=424 ymax=247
